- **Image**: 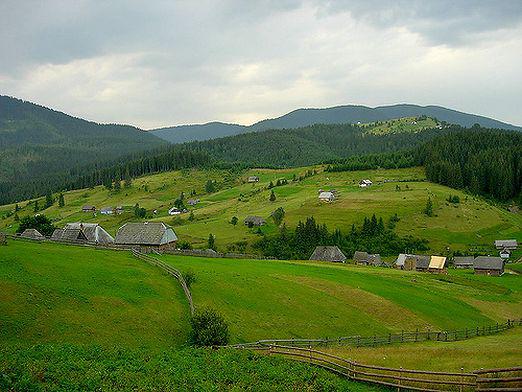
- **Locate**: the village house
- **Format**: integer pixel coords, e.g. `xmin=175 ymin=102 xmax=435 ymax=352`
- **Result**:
xmin=499 ymin=249 xmax=511 ymax=259
xmin=82 ymin=205 xmax=96 ymax=213
xmin=318 ymin=191 xmax=335 ymax=202
xmin=244 ymin=215 xmax=266 ymax=227
xmin=247 ymin=176 xmax=260 ymax=183
xmin=473 ymin=256 xmax=504 ymax=276
xmin=359 ymin=179 xmax=373 ymax=188
xmin=169 ymin=207 xmax=188 ymax=215
xmin=453 ymin=256 xmax=474 ymax=269
xmin=353 ymin=251 xmax=382 ymax=266
xmin=428 ymin=256 xmax=447 ymax=273
xmin=309 ymin=246 xmax=347 ymax=263
xmin=100 ymin=207 xmax=114 ymax=215
xmin=494 ymin=239 xmax=518 ymax=250
xmin=20 ymin=228 xmax=45 ymax=241
xmin=187 ymin=198 xmax=200 ymax=206
xmin=398 ymin=254 xmax=430 ymax=271
xmin=114 ymin=222 xmax=178 ymax=252
xmin=60 ymin=223 xmax=114 ymax=245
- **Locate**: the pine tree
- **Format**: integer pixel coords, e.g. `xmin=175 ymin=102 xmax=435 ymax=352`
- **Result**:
xmin=207 ymin=234 xmax=216 ymax=250
xmin=114 ymin=180 xmax=121 ymax=192
xmin=205 ymin=180 xmax=215 ymax=193
xmin=45 ymin=191 xmax=53 ymax=208
xmin=424 ymin=198 xmax=433 ymax=217
xmin=58 ymin=193 xmax=65 ymax=207
xmin=33 ymin=200 xmax=39 ymax=212
xmin=269 ymin=190 xmax=276 ymax=202
xmin=14 ymin=204 xmax=20 ymax=212
xmin=230 ymin=216 xmax=238 ymax=226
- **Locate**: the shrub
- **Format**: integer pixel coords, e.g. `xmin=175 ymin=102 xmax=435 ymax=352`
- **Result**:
xmin=182 ymin=270 xmax=196 ymax=289
xmin=189 ymin=308 xmax=229 ymax=347
xmin=178 ymin=241 xmax=192 ymax=250
xmin=17 ymin=214 xmax=55 ymax=237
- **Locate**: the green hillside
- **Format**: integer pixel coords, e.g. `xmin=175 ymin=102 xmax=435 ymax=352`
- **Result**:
xmin=2 ymin=166 xmax=520 ymax=257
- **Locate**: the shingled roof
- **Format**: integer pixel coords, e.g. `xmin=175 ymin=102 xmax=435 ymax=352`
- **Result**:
xmin=454 ymin=256 xmax=474 ymax=267
xmin=353 ymin=251 xmax=370 ymax=263
xmin=494 ymin=239 xmax=518 ymax=250
xmin=474 ymin=256 xmax=504 ymax=271
xmin=64 ymin=223 xmax=113 ymax=244
xmin=310 ymin=246 xmax=347 ymax=263
xmin=244 ymin=216 xmax=266 ymax=226
xmin=20 ymin=229 xmax=45 ymax=240
xmin=114 ymin=222 xmax=177 ymax=246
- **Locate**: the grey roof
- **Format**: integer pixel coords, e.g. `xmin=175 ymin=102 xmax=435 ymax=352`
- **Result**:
xmin=474 ymin=256 xmax=504 ymax=271
xmin=405 ymin=254 xmax=430 ymax=269
xmin=310 ymin=246 xmax=347 ymax=263
xmin=494 ymin=240 xmax=518 ymax=249
xmin=395 ymin=253 xmax=411 ymax=267
xmin=454 ymin=256 xmax=474 ymax=266
xmin=353 ymin=251 xmax=370 ymax=263
xmin=114 ymin=222 xmax=178 ymax=246
xmin=244 ymin=216 xmax=266 ymax=226
xmin=369 ymin=254 xmax=384 ymax=266
xmin=187 ymin=198 xmax=199 ymax=205
xmin=51 ymin=228 xmax=64 ymax=240
xmin=82 ymin=205 xmax=95 ymax=210
xmin=20 ymin=229 xmax=45 ymax=240
xmin=64 ymin=223 xmax=114 ymax=244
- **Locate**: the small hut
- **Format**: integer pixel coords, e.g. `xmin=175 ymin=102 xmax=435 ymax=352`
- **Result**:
xmin=63 ymin=223 xmax=114 ymax=245
xmin=20 ymin=229 xmax=45 ymax=241
xmin=428 ymin=256 xmax=447 ymax=273
xmin=454 ymin=256 xmax=474 ymax=269
xmin=473 ymin=257 xmax=504 ymax=276
xmin=244 ymin=216 xmax=266 ymax=227
xmin=353 ymin=251 xmax=370 ymax=265
xmin=309 ymin=246 xmax=347 ymax=263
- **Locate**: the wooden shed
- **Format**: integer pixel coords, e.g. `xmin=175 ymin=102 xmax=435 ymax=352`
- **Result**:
xmin=473 ymin=256 xmax=504 ymax=276
xmin=310 ymin=246 xmax=347 ymax=263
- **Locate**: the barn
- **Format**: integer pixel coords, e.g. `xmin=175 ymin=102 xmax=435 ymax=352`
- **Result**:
xmin=453 ymin=256 xmax=474 ymax=269
xmin=114 ymin=222 xmax=178 ymax=252
xmin=20 ymin=229 xmax=45 ymax=241
xmin=309 ymin=246 xmax=347 ymax=263
xmin=473 ymin=256 xmax=504 ymax=276
xmin=63 ymin=223 xmax=114 ymax=245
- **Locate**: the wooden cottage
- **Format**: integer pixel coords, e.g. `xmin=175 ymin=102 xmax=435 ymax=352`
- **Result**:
xmin=402 ymin=254 xmax=431 ymax=271
xmin=428 ymin=256 xmax=447 ymax=273
xmin=359 ymin=179 xmax=373 ymax=187
xmin=82 ymin=205 xmax=96 ymax=213
xmin=318 ymin=191 xmax=335 ymax=202
xmin=244 ymin=216 xmax=266 ymax=227
xmin=473 ymin=256 xmax=504 ymax=276
xmin=353 ymin=251 xmax=370 ymax=265
xmin=63 ymin=223 xmax=114 ymax=245
xmin=247 ymin=176 xmax=260 ymax=183
xmin=114 ymin=222 xmax=178 ymax=252
xmin=309 ymin=246 xmax=347 ymax=263
xmin=494 ymin=239 xmax=518 ymax=251
xmin=100 ymin=207 xmax=114 ymax=215
xmin=453 ymin=256 xmax=474 ymax=269
xmin=20 ymin=229 xmax=45 ymax=241
xmin=187 ymin=198 xmax=200 ymax=206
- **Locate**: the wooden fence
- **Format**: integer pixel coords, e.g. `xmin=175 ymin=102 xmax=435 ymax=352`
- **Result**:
xmin=132 ymin=249 xmax=195 ymax=315
xmin=230 ymin=319 xmax=522 ymax=349
xmin=249 ymin=344 xmax=522 ymax=391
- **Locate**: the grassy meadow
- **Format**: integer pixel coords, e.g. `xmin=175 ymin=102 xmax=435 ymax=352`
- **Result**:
xmin=1 ymin=165 xmax=520 ymax=258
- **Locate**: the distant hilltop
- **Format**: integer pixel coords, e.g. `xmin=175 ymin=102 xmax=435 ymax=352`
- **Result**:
xmin=150 ymin=103 xmax=521 ymax=143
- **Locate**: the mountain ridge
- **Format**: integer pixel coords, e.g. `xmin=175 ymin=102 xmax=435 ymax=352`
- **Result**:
xmin=150 ymin=103 xmax=521 ymax=143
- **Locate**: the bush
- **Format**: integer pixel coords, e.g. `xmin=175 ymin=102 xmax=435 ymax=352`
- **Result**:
xmin=189 ymin=308 xmax=229 ymax=347
xmin=178 ymin=241 xmax=192 ymax=250
xmin=182 ymin=270 xmax=196 ymax=289
xmin=17 ymin=214 xmax=55 ymax=237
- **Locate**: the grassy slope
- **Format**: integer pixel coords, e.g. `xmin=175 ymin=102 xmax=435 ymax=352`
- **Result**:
xmin=325 ymin=328 xmax=522 ymax=372
xmin=0 ymin=240 xmax=189 ymax=348
xmin=1 ymin=166 xmax=520 ymax=257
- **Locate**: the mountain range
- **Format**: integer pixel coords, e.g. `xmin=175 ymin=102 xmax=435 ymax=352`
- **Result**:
xmin=151 ymin=104 xmax=521 ymax=143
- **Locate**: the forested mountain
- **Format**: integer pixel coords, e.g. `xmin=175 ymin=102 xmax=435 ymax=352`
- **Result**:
xmin=0 ymin=95 xmax=167 ymax=185
xmin=150 ymin=104 xmax=521 ymax=143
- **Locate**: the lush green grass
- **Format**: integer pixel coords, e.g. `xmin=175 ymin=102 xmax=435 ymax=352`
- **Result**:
xmin=2 ymin=165 xmax=520 ymax=258
xmin=0 ymin=240 xmax=189 ymax=348
xmin=158 ymin=252 xmax=522 ymax=343
xmin=0 ymin=344 xmax=384 ymax=392
xmin=325 ymin=327 xmax=522 ymax=372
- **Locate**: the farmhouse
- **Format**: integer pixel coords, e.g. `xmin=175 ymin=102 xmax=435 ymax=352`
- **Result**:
xmin=20 ymin=229 xmax=45 ymax=240
xmin=114 ymin=222 xmax=178 ymax=252
xmin=168 ymin=207 xmax=182 ymax=215
xmin=82 ymin=205 xmax=96 ymax=213
xmin=494 ymin=239 xmax=517 ymax=250
xmin=499 ymin=249 xmax=511 ymax=259
xmin=187 ymin=198 xmax=200 ymax=206
xmin=473 ymin=256 xmax=504 ymax=276
xmin=244 ymin=216 xmax=266 ymax=227
xmin=247 ymin=176 xmax=260 ymax=183
xmin=428 ymin=256 xmax=447 ymax=273
xmin=318 ymin=191 xmax=335 ymax=202
xmin=402 ymin=254 xmax=430 ymax=271
xmin=353 ymin=251 xmax=370 ymax=265
xmin=63 ymin=223 xmax=114 ymax=245
xmin=453 ymin=256 xmax=474 ymax=269
xmin=395 ymin=253 xmax=409 ymax=269
xmin=100 ymin=207 xmax=113 ymax=215
xmin=359 ymin=179 xmax=373 ymax=187
xmin=51 ymin=227 xmax=88 ymax=242
xmin=309 ymin=246 xmax=347 ymax=263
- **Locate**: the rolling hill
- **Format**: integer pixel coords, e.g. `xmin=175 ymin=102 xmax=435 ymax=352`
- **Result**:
xmin=150 ymin=104 xmax=522 ymax=143
xmin=0 ymin=95 xmax=168 ymax=185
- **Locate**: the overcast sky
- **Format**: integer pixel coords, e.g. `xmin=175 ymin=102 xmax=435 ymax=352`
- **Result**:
xmin=1 ymin=0 xmax=522 ymax=129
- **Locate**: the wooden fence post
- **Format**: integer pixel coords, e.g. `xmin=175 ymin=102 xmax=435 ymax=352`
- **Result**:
xmin=460 ymin=367 xmax=464 ymax=392
xmin=398 ymin=367 xmax=402 ymax=392
xmin=401 ymin=330 xmax=404 ymax=343
xmin=415 ymin=329 xmax=418 ymax=342
xmin=309 ymin=345 xmax=312 ymax=364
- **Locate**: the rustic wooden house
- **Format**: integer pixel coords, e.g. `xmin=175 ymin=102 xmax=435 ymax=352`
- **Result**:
xmin=187 ymin=198 xmax=200 ymax=206
xmin=453 ymin=256 xmax=474 ymax=269
xmin=114 ymin=222 xmax=178 ymax=252
xmin=428 ymin=256 xmax=447 ymax=273
xmin=100 ymin=207 xmax=114 ymax=215
xmin=353 ymin=251 xmax=370 ymax=265
xmin=318 ymin=191 xmax=335 ymax=202
xmin=309 ymin=246 xmax=347 ymax=263
xmin=359 ymin=179 xmax=373 ymax=187
xmin=247 ymin=176 xmax=260 ymax=183
xmin=401 ymin=254 xmax=431 ymax=271
xmin=63 ymin=223 xmax=114 ymax=245
xmin=494 ymin=239 xmax=517 ymax=251
xmin=244 ymin=216 xmax=266 ymax=227
xmin=499 ymin=249 xmax=511 ymax=259
xmin=82 ymin=205 xmax=96 ymax=213
xmin=473 ymin=256 xmax=504 ymax=276
xmin=20 ymin=229 xmax=45 ymax=241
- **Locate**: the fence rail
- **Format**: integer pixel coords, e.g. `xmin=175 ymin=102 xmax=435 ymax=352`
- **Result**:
xmin=132 ymin=249 xmax=195 ymax=315
xmin=249 ymin=344 xmax=522 ymax=391
xmin=230 ymin=319 xmax=522 ymax=349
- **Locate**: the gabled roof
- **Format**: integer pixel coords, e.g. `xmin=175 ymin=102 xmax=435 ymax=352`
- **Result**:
xmin=61 ymin=228 xmax=88 ymax=242
xmin=405 ymin=254 xmax=430 ymax=269
xmin=244 ymin=216 xmax=266 ymax=226
xmin=474 ymin=256 xmax=504 ymax=270
xmin=395 ymin=253 xmax=411 ymax=267
xmin=310 ymin=246 xmax=347 ymax=263
xmin=114 ymin=222 xmax=177 ymax=246
xmin=494 ymin=239 xmax=518 ymax=249
xmin=369 ymin=254 xmax=384 ymax=266
xmin=454 ymin=256 xmax=474 ymax=266
xmin=82 ymin=205 xmax=95 ymax=210
xmin=353 ymin=251 xmax=370 ymax=263
xmin=319 ymin=191 xmax=335 ymax=199
xmin=51 ymin=228 xmax=64 ymax=241
xmin=429 ymin=256 xmax=446 ymax=270
xmin=20 ymin=229 xmax=45 ymax=240
xmin=64 ymin=223 xmax=114 ymax=244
